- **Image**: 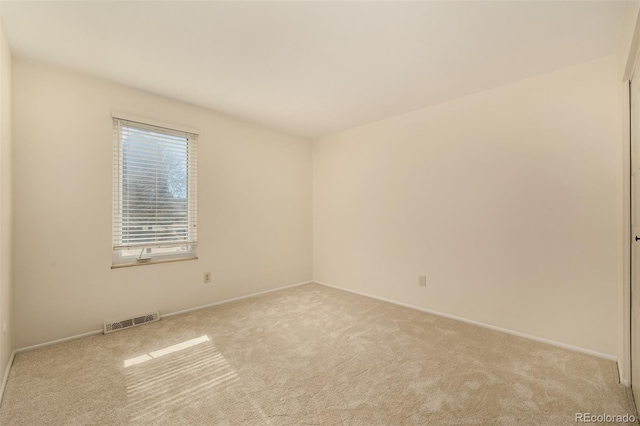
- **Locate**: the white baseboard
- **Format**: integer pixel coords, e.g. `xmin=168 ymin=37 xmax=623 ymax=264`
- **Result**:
xmin=15 ymin=280 xmax=314 ymax=354
xmin=0 ymin=350 xmax=16 ymax=406
xmin=16 ymin=329 xmax=103 ymax=354
xmin=314 ymin=280 xmax=618 ymax=363
xmin=161 ymin=280 xmax=313 ymax=319
xmin=3 ymin=278 xmax=621 ymax=405
xmin=0 ymin=280 xmax=314 ymax=404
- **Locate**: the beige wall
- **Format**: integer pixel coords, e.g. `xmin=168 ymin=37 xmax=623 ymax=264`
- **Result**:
xmin=0 ymin=19 xmax=13 ymax=387
xmin=313 ymin=56 xmax=621 ymax=357
xmin=12 ymin=59 xmax=312 ymax=349
xmin=7 ymin=47 xmax=625 ymax=361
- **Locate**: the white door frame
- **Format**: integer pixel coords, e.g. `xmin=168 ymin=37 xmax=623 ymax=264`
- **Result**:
xmin=619 ymin=5 xmax=640 ymax=390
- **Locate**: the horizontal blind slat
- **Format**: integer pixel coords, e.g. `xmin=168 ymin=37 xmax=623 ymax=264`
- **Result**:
xmin=114 ymin=242 xmax=198 ymax=250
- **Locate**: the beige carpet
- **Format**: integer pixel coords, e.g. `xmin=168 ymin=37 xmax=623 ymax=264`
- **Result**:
xmin=0 ymin=283 xmax=636 ymax=425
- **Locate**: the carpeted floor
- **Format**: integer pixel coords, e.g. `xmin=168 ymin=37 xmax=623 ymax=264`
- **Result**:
xmin=0 ymin=283 xmax=636 ymax=425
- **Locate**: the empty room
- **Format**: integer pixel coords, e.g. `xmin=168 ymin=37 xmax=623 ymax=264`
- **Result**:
xmin=1 ymin=0 xmax=640 ymax=424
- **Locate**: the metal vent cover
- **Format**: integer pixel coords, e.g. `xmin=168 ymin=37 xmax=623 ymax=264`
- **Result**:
xmin=104 ymin=311 xmax=159 ymax=334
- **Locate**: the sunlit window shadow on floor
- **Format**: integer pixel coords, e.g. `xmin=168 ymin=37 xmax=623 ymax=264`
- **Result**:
xmin=124 ymin=335 xmax=241 ymax=422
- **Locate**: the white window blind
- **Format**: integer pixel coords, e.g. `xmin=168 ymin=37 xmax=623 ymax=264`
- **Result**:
xmin=112 ymin=117 xmax=197 ymax=264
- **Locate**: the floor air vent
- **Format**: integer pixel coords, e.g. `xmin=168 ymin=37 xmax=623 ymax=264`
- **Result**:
xmin=104 ymin=311 xmax=160 ymax=334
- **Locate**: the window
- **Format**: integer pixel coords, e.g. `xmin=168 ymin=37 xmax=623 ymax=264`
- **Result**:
xmin=112 ymin=115 xmax=198 ymax=267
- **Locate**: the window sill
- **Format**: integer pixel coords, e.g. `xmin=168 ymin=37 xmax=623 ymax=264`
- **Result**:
xmin=111 ymin=255 xmax=198 ymax=269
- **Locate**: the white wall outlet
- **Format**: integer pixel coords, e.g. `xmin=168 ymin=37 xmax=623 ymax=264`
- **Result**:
xmin=3 ymin=322 xmax=7 ymax=335
xmin=418 ymin=275 xmax=427 ymax=287
xmin=204 ymin=272 xmax=212 ymax=284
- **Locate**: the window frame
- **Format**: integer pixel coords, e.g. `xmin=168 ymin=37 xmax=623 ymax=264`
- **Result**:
xmin=111 ymin=113 xmax=198 ymax=268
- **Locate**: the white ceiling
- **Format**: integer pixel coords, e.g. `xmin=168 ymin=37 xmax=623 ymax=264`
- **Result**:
xmin=0 ymin=1 xmax=627 ymax=139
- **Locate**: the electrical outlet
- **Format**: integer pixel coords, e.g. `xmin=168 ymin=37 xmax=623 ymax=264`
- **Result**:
xmin=204 ymin=272 xmax=212 ymax=284
xmin=3 ymin=322 xmax=7 ymax=335
xmin=418 ymin=275 xmax=427 ymax=287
